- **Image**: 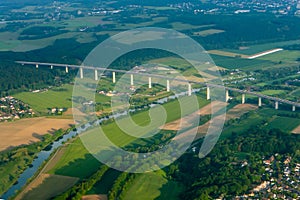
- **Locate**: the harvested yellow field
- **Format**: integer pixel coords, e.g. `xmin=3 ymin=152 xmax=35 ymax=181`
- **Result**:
xmin=292 ymin=125 xmax=300 ymax=134
xmin=208 ymin=50 xmax=248 ymax=58
xmin=0 ymin=117 xmax=75 ymax=151
xmin=82 ymin=195 xmax=108 ymax=200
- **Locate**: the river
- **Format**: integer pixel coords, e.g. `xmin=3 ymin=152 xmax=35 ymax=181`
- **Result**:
xmin=1 ymin=88 xmax=201 ymax=199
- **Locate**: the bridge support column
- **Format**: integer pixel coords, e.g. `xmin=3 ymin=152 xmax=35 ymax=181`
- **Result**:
xmin=207 ymin=87 xmax=210 ymax=100
xmin=242 ymin=94 xmax=245 ymax=104
xmin=275 ymin=101 xmax=278 ymax=110
xmin=36 ymin=64 xmax=39 ymax=69
xmin=167 ymin=80 xmax=170 ymax=92
xmin=80 ymin=67 xmax=83 ymax=79
xmin=258 ymin=97 xmax=262 ymax=107
xmin=188 ymin=84 xmax=192 ymax=96
xmin=225 ymin=90 xmax=229 ymax=102
xmin=65 ymin=66 xmax=69 ymax=73
xmin=112 ymin=72 xmax=116 ymax=83
xmin=94 ymin=69 xmax=98 ymax=81
xmin=130 ymin=74 xmax=134 ymax=86
xmin=292 ymin=105 xmax=296 ymax=112
xmin=50 ymin=65 xmax=53 ymax=69
xmin=148 ymin=77 xmax=152 ymax=89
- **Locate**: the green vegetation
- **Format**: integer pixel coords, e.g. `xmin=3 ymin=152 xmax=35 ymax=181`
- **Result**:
xmin=0 ymin=128 xmax=73 ymax=195
xmin=54 ymin=165 xmax=109 ymax=200
xmin=47 ymin=138 xmax=100 ymax=179
xmin=14 ymin=85 xmax=73 ymax=114
xmin=122 ymin=171 xmax=183 ymax=200
xmin=223 ymin=39 xmax=300 ymax=55
xmin=22 ymin=175 xmax=79 ymax=200
xmin=87 ymin=169 xmax=122 ymax=194
xmin=14 ymin=84 xmax=111 ymax=114
xmin=211 ymin=54 xmax=274 ymax=70
xmin=266 ymin=116 xmax=300 ymax=132
xmin=2 ymin=1 xmax=300 ymax=199
xmin=259 ymin=90 xmax=286 ymax=96
xmin=170 ymin=126 xmax=300 ymax=199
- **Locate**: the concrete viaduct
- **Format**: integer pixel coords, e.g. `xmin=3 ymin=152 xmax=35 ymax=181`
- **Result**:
xmin=16 ymin=61 xmax=300 ymax=112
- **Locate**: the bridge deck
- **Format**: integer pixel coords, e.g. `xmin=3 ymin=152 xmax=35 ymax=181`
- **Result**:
xmin=15 ymin=61 xmax=300 ymax=108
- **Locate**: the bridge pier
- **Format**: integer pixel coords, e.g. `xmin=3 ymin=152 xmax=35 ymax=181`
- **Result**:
xmin=225 ymin=90 xmax=229 ymax=102
xmin=65 ymin=66 xmax=69 ymax=73
xmin=130 ymin=74 xmax=134 ymax=86
xmin=167 ymin=80 xmax=170 ymax=92
xmin=112 ymin=72 xmax=116 ymax=83
xmin=275 ymin=101 xmax=279 ymax=110
xmin=188 ymin=84 xmax=192 ymax=96
xmin=292 ymin=105 xmax=296 ymax=112
xmin=258 ymin=97 xmax=262 ymax=107
xmin=207 ymin=87 xmax=210 ymax=100
xmin=36 ymin=64 xmax=39 ymax=69
xmin=80 ymin=67 xmax=83 ymax=79
xmin=242 ymin=94 xmax=245 ymax=104
xmin=148 ymin=77 xmax=152 ymax=89
xmin=94 ymin=69 xmax=98 ymax=81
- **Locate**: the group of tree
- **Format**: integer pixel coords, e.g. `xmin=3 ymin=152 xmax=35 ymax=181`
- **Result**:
xmin=166 ymin=127 xmax=300 ymax=199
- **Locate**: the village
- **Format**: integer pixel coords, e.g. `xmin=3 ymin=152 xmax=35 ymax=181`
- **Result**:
xmin=236 ymin=154 xmax=300 ymax=199
xmin=0 ymin=96 xmax=34 ymax=122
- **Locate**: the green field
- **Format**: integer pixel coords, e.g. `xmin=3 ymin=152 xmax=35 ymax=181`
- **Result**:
xmin=258 ymin=50 xmax=300 ymax=63
xmin=222 ymin=39 xmax=300 ymax=55
xmin=47 ymin=139 xmax=101 ymax=179
xmin=14 ymin=85 xmax=74 ymax=113
xmin=49 ymin=95 xmax=208 ymax=178
xmin=144 ymin=6 xmax=177 ymax=10
xmin=122 ymin=171 xmax=183 ymax=200
xmin=193 ymin=29 xmax=225 ymax=37
xmin=266 ymin=116 xmax=300 ymax=132
xmin=14 ymin=84 xmax=111 ymax=114
xmin=259 ymin=90 xmax=287 ymax=96
xmin=22 ymin=175 xmax=79 ymax=200
xmin=291 ymin=89 xmax=300 ymax=98
xmin=148 ymin=57 xmax=192 ymax=70
xmin=210 ymin=54 xmax=274 ymax=70
xmin=87 ymin=169 xmax=122 ymax=194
